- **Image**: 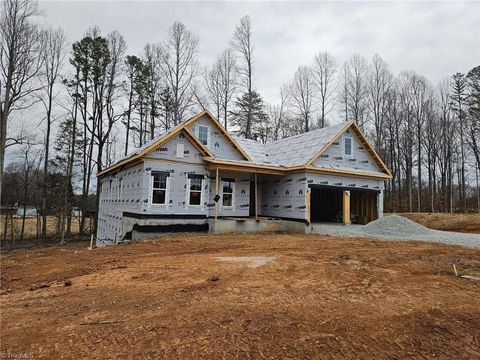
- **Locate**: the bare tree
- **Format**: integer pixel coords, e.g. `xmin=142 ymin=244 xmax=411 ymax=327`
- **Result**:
xmin=204 ymin=63 xmax=223 ymax=120
xmin=203 ymin=49 xmax=237 ymax=128
xmin=218 ymin=49 xmax=237 ymax=129
xmin=18 ymin=138 xmax=41 ymax=240
xmin=0 ymin=0 xmax=42 ymax=197
xmin=382 ymin=81 xmax=402 ymax=210
xmin=267 ymin=84 xmax=290 ymax=141
xmin=410 ymin=73 xmax=429 ymax=212
xmin=289 ymin=65 xmax=315 ymax=132
xmin=159 ymin=22 xmax=199 ymax=125
xmin=339 ymin=54 xmax=369 ymax=128
xmin=142 ymin=43 xmax=162 ymax=139
xmin=312 ymin=51 xmax=336 ymax=128
xmin=338 ymin=62 xmax=349 ymax=122
xmin=398 ymin=71 xmax=416 ymax=211
xmin=367 ymin=54 xmax=393 ymax=152
xmin=437 ymin=78 xmax=455 ymax=212
xmin=93 ymin=31 xmax=126 ymax=235
xmin=422 ymin=90 xmax=439 ymax=212
xmin=39 ymin=27 xmax=66 ymax=238
xmin=231 ymin=15 xmax=254 ymax=138
xmin=191 ymin=79 xmax=208 ymax=112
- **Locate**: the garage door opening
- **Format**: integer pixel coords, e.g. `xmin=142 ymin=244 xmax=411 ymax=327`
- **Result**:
xmin=309 ymin=185 xmax=379 ymax=224
xmin=350 ymin=190 xmax=378 ymax=224
xmin=310 ymin=187 xmax=344 ymax=223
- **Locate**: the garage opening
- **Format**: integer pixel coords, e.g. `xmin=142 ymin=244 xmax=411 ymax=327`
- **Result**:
xmin=309 ymin=185 xmax=379 ymax=224
xmin=350 ymin=190 xmax=378 ymax=224
xmin=310 ymin=186 xmax=344 ymax=223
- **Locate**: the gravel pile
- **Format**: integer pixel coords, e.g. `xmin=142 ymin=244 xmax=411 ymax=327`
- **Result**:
xmin=365 ymin=214 xmax=431 ymax=235
xmin=311 ymin=215 xmax=480 ymax=249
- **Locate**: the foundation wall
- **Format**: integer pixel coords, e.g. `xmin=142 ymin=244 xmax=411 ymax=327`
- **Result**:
xmin=208 ymin=218 xmax=306 ymax=234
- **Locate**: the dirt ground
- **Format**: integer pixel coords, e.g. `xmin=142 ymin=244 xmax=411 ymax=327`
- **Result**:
xmin=396 ymin=212 xmax=480 ymax=233
xmin=1 ymin=234 xmax=480 ymax=359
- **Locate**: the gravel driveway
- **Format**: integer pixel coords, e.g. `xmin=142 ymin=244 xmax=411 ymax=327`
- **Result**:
xmin=310 ymin=214 xmax=480 ymax=248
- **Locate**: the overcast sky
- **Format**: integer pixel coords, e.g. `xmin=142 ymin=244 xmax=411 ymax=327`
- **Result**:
xmin=40 ymin=0 xmax=479 ymax=105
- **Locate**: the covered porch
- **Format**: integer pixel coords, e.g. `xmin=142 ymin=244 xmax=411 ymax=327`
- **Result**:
xmin=207 ymin=161 xmax=284 ymax=221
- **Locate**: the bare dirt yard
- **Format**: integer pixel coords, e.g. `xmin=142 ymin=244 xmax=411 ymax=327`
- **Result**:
xmin=397 ymin=212 xmax=480 ymax=233
xmin=1 ymin=234 xmax=480 ymax=359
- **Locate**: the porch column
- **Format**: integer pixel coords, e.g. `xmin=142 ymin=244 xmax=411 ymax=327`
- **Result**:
xmin=306 ymin=189 xmax=311 ymax=225
xmin=343 ymin=190 xmax=351 ymax=225
xmin=255 ymin=172 xmax=258 ymax=219
xmin=215 ymin=167 xmax=219 ymax=221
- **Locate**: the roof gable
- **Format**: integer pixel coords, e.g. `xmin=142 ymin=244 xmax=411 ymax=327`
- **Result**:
xmin=307 ymin=121 xmax=392 ymax=176
xmin=145 ymin=131 xmax=205 ymax=163
xmin=97 ymin=124 xmax=212 ymax=176
xmin=263 ymin=122 xmax=350 ymax=167
xmin=188 ymin=113 xmax=250 ymax=161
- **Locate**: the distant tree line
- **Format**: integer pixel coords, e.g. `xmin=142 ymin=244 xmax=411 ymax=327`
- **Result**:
xmin=0 ymin=0 xmax=479 ymax=241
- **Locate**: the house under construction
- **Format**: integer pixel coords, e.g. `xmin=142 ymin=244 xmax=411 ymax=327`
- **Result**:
xmin=96 ymin=110 xmax=392 ymax=246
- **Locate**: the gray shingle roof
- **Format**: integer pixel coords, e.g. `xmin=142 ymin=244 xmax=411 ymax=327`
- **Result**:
xmin=232 ymin=122 xmax=347 ymax=167
xmin=104 ymin=113 xmax=351 ymax=173
xmin=232 ymin=137 xmax=272 ymax=165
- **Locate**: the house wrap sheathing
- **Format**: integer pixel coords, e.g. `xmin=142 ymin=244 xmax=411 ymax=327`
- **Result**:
xmin=96 ymin=110 xmax=392 ymax=246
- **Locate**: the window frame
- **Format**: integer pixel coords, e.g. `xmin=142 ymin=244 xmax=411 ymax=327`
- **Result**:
xmin=187 ymin=175 xmax=204 ymax=207
xmin=197 ymin=125 xmax=209 ymax=146
xmin=221 ymin=178 xmax=235 ymax=209
xmin=109 ymin=179 xmax=113 ymax=199
xmin=344 ymin=136 xmax=353 ymax=156
xmin=117 ymin=178 xmax=122 ymax=199
xmin=151 ymin=171 xmax=169 ymax=206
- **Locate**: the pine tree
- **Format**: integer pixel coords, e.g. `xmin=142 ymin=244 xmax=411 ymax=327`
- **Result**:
xmin=231 ymin=90 xmax=267 ymax=141
xmin=450 ymin=72 xmax=468 ymax=211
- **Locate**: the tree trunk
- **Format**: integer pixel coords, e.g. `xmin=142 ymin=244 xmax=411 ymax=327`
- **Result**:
xmin=21 ymin=187 xmax=28 ymax=241
xmin=41 ymin=84 xmax=54 ymax=238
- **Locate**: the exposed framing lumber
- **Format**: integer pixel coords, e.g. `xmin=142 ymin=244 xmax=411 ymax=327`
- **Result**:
xmin=215 ymin=167 xmax=219 ymax=221
xmin=306 ymin=190 xmax=311 ymax=225
xmin=141 ymin=157 xmax=207 ymax=166
xmin=204 ymin=157 xmax=285 ymax=175
xmin=343 ymin=190 xmax=351 ymax=225
xmin=254 ymin=172 xmax=258 ymax=219
xmin=304 ymin=166 xmax=392 ymax=180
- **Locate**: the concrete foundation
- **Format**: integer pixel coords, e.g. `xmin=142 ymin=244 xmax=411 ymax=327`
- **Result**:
xmin=208 ymin=217 xmax=306 ymax=234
